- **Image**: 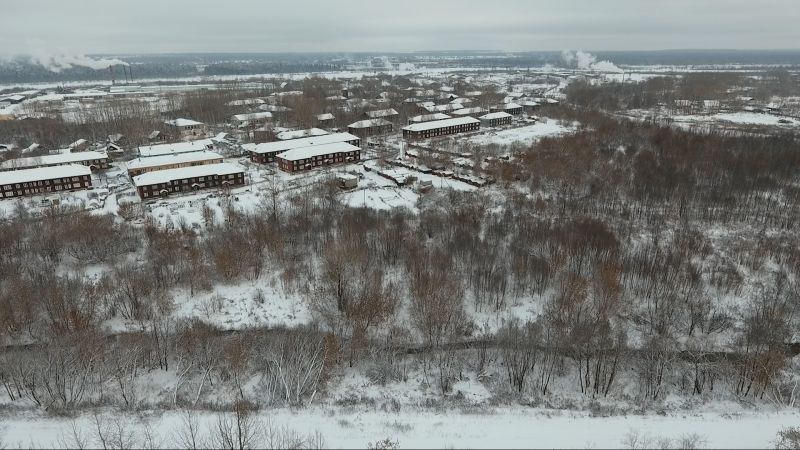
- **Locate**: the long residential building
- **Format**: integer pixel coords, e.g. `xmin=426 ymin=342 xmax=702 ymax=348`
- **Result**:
xmin=347 ymin=119 xmax=392 ymax=138
xmin=365 ymin=108 xmax=399 ymax=120
xmin=491 ymin=102 xmax=523 ymax=115
xmin=408 ymin=113 xmax=451 ymax=125
xmin=0 ymin=150 xmax=110 ymax=171
xmin=231 ymin=112 xmax=273 ymax=126
xmin=137 ymin=139 xmax=214 ymax=157
xmin=276 ymin=128 xmax=328 ymax=140
xmin=132 ymin=162 xmax=245 ymax=199
xmin=242 ymin=132 xmax=360 ymax=164
xmin=276 ymin=142 xmax=360 ymax=173
xmin=402 ymin=117 xmax=480 ymax=140
xmin=1 ymin=164 xmax=92 ymax=199
xmin=126 ymin=150 xmax=224 ymax=177
xmin=479 ymin=112 xmax=513 ymax=127
xmin=451 ymin=107 xmax=487 ymax=118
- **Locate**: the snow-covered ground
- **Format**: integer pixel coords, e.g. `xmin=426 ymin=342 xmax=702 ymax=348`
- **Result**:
xmin=171 ymin=280 xmax=311 ymax=331
xmin=464 ymin=120 xmax=575 ymax=146
xmin=1 ymin=406 xmax=796 ymax=449
xmin=673 ymin=111 xmax=800 ymax=127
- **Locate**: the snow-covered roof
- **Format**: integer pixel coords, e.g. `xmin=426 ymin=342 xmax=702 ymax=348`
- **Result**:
xmin=165 ymin=118 xmax=204 ymax=127
xmin=69 ymin=138 xmax=88 ymax=148
xmin=276 ymin=142 xmax=360 ymax=162
xmin=127 ymin=151 xmax=223 ymax=171
xmin=480 ymin=112 xmax=513 ymax=120
xmin=232 ymin=112 xmax=273 ymax=122
xmin=0 ymin=150 xmax=109 ymax=170
xmin=138 ymin=139 xmax=214 ymax=157
xmin=242 ymin=132 xmax=360 ymax=155
xmin=258 ymin=105 xmax=292 ymax=112
xmin=365 ymin=108 xmax=399 ymax=119
xmin=402 ymin=117 xmax=480 ymax=132
xmin=425 ymin=103 xmax=462 ymax=113
xmin=348 ymin=118 xmax=392 ymax=129
xmin=409 ymin=113 xmax=451 ymax=123
xmin=316 ymin=113 xmax=335 ymax=121
xmin=277 ymin=128 xmax=329 ymax=140
xmin=0 ymin=164 xmax=91 ymax=185
xmin=226 ymin=98 xmax=265 ymax=106
xmin=502 ymin=103 xmax=522 ymax=110
xmin=452 ymin=107 xmax=486 ymax=116
xmin=132 ymin=162 xmax=244 ymax=187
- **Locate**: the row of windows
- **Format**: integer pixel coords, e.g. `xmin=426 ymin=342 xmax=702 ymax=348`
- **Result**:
xmin=2 ymin=176 xmax=88 ymax=190
xmin=407 ymin=123 xmax=479 ymax=138
xmin=286 ymin=151 xmax=359 ymax=166
xmin=140 ymin=178 xmax=241 ymax=198
xmin=279 ymin=156 xmax=358 ymax=171
xmin=2 ymin=182 xmax=88 ymax=197
xmin=142 ymin=173 xmax=243 ymax=190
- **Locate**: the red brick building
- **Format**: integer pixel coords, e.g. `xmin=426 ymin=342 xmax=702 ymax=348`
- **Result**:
xmin=0 ymin=150 xmax=111 ymax=171
xmin=479 ymin=112 xmax=513 ymax=127
xmin=132 ymin=163 xmax=245 ymax=199
xmin=276 ymin=142 xmax=361 ymax=173
xmin=402 ymin=117 xmax=480 ymax=140
xmin=1 ymin=164 xmax=92 ymax=199
xmin=244 ymin=132 xmax=360 ymax=164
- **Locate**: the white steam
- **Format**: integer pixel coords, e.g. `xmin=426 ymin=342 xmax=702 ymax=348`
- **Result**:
xmin=28 ymin=52 xmax=129 ymax=73
xmin=561 ymin=50 xmax=622 ymax=73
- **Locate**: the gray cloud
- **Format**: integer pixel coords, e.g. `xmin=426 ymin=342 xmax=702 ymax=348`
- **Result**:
xmin=1 ymin=0 xmax=798 ymax=55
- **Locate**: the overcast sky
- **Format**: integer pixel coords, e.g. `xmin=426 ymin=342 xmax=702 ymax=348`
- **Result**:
xmin=2 ymin=0 xmax=799 ymax=55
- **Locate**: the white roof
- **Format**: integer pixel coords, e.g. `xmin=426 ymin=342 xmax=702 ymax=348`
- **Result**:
xmin=503 ymin=103 xmax=522 ymax=110
xmin=365 ymin=108 xmax=398 ymax=119
xmin=480 ymin=112 xmax=512 ymax=120
xmin=410 ymin=113 xmax=451 ymax=123
xmin=258 ymin=105 xmax=291 ymax=112
xmin=138 ymin=139 xmax=214 ymax=157
xmin=277 ymin=128 xmax=329 ymax=140
xmin=133 ymin=162 xmax=243 ymax=187
xmin=127 ymin=151 xmax=223 ymax=171
xmin=165 ymin=118 xmax=204 ymax=127
xmin=425 ymin=103 xmax=463 ymax=112
xmin=226 ymin=98 xmax=265 ymax=106
xmin=276 ymin=142 xmax=360 ymax=162
xmin=0 ymin=151 xmax=108 ymax=170
xmin=1 ymin=164 xmax=91 ymax=185
xmin=232 ymin=112 xmax=273 ymax=122
xmin=317 ymin=113 xmax=335 ymax=121
xmin=452 ymin=107 xmax=486 ymax=116
xmin=348 ymin=118 xmax=392 ymax=128
xmin=69 ymin=138 xmax=88 ymax=148
xmin=402 ymin=116 xmax=480 ymax=132
xmin=242 ymin=132 xmax=360 ymax=155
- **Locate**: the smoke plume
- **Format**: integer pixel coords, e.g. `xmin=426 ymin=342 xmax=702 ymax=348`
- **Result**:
xmin=561 ymin=50 xmax=622 ymax=73
xmin=27 ymin=52 xmax=129 ymax=73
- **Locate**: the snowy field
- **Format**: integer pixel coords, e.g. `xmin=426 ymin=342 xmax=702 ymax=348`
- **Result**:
xmin=464 ymin=120 xmax=575 ymax=146
xmin=671 ymin=112 xmax=800 ymax=127
xmin=1 ymin=407 xmax=797 ymax=449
